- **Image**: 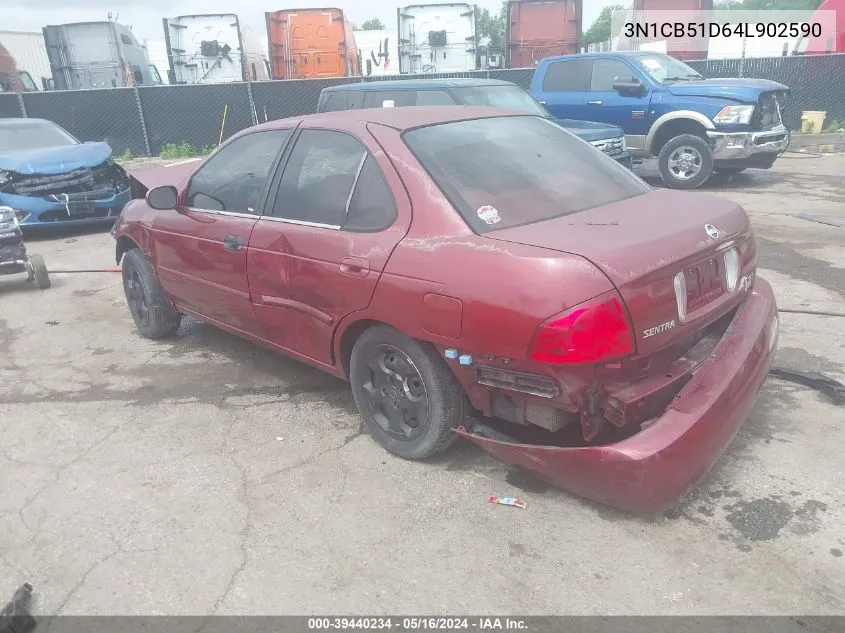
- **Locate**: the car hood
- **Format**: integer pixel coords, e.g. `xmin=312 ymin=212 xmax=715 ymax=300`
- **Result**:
xmin=664 ymin=78 xmax=789 ymax=102
xmin=552 ymin=118 xmax=624 ymax=142
xmin=0 ymin=142 xmax=113 ymax=175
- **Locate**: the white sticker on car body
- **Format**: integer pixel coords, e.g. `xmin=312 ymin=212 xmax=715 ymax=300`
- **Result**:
xmin=477 ymin=205 xmax=501 ymax=225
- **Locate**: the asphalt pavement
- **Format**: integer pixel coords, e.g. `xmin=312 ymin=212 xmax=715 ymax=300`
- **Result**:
xmin=1 ymin=153 xmax=843 ymax=615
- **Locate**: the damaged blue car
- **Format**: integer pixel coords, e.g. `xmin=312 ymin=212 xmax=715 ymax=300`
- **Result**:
xmin=0 ymin=118 xmax=131 ymax=228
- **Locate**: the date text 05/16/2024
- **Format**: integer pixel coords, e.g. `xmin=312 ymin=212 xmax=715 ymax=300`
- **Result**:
xmin=307 ymin=618 xmax=529 ymax=631
xmin=623 ymin=21 xmax=822 ymax=39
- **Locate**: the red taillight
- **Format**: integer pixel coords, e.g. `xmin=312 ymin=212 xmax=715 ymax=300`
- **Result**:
xmin=530 ymin=291 xmax=635 ymax=364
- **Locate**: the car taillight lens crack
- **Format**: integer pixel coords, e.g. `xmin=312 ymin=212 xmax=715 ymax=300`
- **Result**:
xmin=530 ymin=291 xmax=636 ymax=364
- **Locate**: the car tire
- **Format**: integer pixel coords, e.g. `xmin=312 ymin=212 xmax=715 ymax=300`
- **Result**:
xmin=350 ymin=325 xmax=468 ymax=460
xmin=29 ymin=254 xmax=50 ymax=290
xmin=657 ymin=134 xmax=714 ymax=190
xmin=121 ymin=248 xmax=181 ymax=339
xmin=715 ymin=167 xmax=746 ymax=175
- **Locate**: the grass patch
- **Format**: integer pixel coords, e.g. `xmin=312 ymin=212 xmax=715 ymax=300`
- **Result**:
xmin=823 ymin=119 xmax=844 ymax=133
xmin=159 ymin=141 xmax=214 ymax=160
xmin=113 ymin=148 xmax=134 ymax=163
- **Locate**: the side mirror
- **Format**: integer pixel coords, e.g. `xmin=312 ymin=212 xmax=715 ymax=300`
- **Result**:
xmin=613 ymin=78 xmax=645 ymax=94
xmin=147 ymin=185 xmax=179 ymax=210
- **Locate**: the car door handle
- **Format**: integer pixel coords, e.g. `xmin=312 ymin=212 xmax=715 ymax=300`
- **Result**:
xmin=587 ymin=100 xmax=603 ymax=105
xmin=339 ymin=257 xmax=369 ymax=277
xmin=223 ymin=235 xmax=244 ymax=252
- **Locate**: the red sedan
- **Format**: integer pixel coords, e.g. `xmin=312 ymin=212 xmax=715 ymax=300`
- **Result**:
xmin=113 ymin=107 xmax=779 ymax=513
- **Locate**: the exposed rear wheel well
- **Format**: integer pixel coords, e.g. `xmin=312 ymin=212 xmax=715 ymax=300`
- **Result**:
xmin=651 ymin=119 xmax=709 ymax=156
xmin=339 ymin=319 xmax=386 ymax=378
xmin=116 ymin=236 xmax=138 ymax=265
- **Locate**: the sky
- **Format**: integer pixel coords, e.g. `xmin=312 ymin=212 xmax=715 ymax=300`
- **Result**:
xmin=0 ymin=0 xmax=615 ymax=45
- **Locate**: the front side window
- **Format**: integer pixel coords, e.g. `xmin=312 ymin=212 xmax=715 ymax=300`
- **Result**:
xmin=404 ymin=115 xmax=650 ymax=234
xmin=452 ymin=86 xmax=548 ymax=116
xmin=415 ymin=90 xmax=456 ymax=106
xmin=363 ymin=90 xmax=416 ymax=109
xmin=186 ymin=129 xmax=292 ymax=214
xmin=270 ymin=129 xmax=396 ymax=231
xmin=18 ymin=71 xmax=38 ymax=91
xmin=590 ymin=59 xmax=637 ymax=91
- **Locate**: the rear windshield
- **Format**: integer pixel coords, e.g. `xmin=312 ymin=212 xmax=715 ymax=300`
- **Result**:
xmin=451 ymin=86 xmax=549 ymax=117
xmin=403 ymin=115 xmax=650 ymax=234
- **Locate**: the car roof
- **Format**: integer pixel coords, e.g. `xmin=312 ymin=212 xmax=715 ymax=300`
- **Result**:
xmin=542 ymin=51 xmax=660 ymax=62
xmin=321 ymin=78 xmax=517 ymax=93
xmin=0 ymin=117 xmax=58 ymax=127
xmin=249 ymin=106 xmax=530 ymax=133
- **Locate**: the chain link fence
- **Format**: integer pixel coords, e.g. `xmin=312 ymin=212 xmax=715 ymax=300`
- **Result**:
xmin=686 ymin=53 xmax=845 ymax=131
xmin=2 ymin=55 xmax=842 ymax=156
xmin=21 ymin=88 xmax=148 ymax=157
xmin=0 ymin=93 xmax=23 ymax=118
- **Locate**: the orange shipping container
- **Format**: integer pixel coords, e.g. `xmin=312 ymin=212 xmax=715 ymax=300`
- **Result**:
xmin=266 ymin=7 xmax=360 ymax=79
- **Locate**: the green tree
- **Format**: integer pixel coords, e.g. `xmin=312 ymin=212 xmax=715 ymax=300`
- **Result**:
xmin=361 ymin=18 xmax=386 ymax=30
xmin=475 ymin=1 xmax=508 ymax=50
xmin=583 ymin=4 xmax=624 ymax=46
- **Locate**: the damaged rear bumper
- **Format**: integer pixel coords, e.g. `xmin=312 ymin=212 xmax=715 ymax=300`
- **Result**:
xmin=456 ymin=277 xmax=779 ymax=514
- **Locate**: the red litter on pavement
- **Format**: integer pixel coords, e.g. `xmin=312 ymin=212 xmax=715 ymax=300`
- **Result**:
xmin=488 ymin=496 xmax=527 ymax=509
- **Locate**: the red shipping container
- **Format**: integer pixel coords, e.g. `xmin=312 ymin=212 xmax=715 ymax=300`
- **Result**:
xmin=506 ymin=0 xmax=582 ymax=68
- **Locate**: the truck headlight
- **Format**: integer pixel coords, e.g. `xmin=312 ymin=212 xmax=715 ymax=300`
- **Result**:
xmin=714 ymin=105 xmax=755 ymax=125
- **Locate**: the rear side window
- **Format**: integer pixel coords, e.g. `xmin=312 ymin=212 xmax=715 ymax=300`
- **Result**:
xmin=404 ymin=116 xmax=650 ymax=234
xmin=541 ymin=59 xmax=591 ymax=92
xmin=270 ymin=129 xmax=397 ymax=231
xmin=345 ymin=156 xmax=397 ymax=231
xmin=321 ymin=93 xmax=348 ymax=112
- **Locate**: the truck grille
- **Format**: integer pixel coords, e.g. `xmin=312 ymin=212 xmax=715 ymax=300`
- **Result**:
xmin=754 ymin=93 xmax=783 ymax=130
xmin=589 ymin=136 xmax=625 ymax=156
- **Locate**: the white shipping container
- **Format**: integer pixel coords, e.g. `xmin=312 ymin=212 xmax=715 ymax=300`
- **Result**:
xmin=163 ymin=14 xmax=269 ymax=84
xmin=707 ymin=29 xmax=798 ymax=59
xmin=0 ymin=30 xmax=51 ymax=88
xmin=354 ymin=29 xmax=399 ymax=76
xmin=397 ymin=3 xmax=477 ymax=74
xmin=143 ymin=38 xmax=170 ymax=84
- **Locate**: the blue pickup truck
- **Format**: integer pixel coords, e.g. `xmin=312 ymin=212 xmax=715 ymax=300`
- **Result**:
xmin=531 ymin=51 xmax=790 ymax=189
xmin=318 ymin=79 xmax=633 ymax=168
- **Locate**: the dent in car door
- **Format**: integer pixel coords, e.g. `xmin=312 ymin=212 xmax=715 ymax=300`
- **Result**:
xmin=151 ymin=128 xmax=294 ymax=333
xmin=247 ymin=124 xmax=411 ymax=366
xmin=534 ymin=58 xmax=592 ymax=122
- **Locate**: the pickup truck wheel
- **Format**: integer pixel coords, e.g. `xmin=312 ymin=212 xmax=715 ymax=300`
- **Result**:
xmin=121 ymin=248 xmax=181 ymax=339
xmin=350 ymin=325 xmax=468 ymax=460
xmin=657 ymin=134 xmax=714 ymax=190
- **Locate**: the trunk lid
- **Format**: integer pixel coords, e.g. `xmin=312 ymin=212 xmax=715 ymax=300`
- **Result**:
xmin=486 ymin=189 xmax=755 ymax=357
